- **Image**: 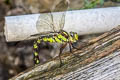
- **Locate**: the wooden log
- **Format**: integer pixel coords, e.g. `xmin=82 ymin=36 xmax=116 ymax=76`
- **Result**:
xmin=9 ymin=25 xmax=120 ymax=80
xmin=4 ymin=7 xmax=120 ymax=42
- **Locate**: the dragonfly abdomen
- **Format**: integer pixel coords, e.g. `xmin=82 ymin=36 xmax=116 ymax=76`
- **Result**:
xmin=33 ymin=33 xmax=68 ymax=64
xmin=41 ymin=34 xmax=68 ymax=43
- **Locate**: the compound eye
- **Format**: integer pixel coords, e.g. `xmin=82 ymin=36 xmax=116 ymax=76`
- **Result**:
xmin=70 ymin=32 xmax=74 ymax=37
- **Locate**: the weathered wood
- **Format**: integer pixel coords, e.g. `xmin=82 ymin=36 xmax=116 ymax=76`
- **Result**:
xmin=9 ymin=25 xmax=120 ymax=80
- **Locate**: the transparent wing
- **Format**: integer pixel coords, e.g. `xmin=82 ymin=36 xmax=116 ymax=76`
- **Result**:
xmin=36 ymin=0 xmax=70 ymax=34
xmin=55 ymin=0 xmax=70 ymax=30
xmin=36 ymin=13 xmax=55 ymax=33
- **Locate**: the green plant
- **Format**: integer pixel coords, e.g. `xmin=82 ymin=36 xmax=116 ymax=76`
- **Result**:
xmin=83 ymin=0 xmax=104 ymax=9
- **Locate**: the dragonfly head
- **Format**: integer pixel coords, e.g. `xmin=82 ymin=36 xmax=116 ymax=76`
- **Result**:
xmin=70 ymin=32 xmax=78 ymax=42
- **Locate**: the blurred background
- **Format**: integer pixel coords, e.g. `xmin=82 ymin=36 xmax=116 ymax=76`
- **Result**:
xmin=0 ymin=0 xmax=120 ymax=80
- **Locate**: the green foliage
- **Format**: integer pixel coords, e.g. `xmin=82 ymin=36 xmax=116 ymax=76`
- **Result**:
xmin=83 ymin=0 xmax=104 ymax=9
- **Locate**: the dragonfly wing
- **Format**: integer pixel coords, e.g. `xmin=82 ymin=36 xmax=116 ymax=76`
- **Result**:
xmin=35 ymin=0 xmax=70 ymax=36
xmin=56 ymin=0 xmax=70 ymax=30
xmin=36 ymin=13 xmax=55 ymax=33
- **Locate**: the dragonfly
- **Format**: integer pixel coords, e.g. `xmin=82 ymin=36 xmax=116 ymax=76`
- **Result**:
xmin=32 ymin=0 xmax=79 ymax=66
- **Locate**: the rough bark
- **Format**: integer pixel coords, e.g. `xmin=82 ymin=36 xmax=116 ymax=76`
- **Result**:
xmin=10 ymin=25 xmax=120 ymax=80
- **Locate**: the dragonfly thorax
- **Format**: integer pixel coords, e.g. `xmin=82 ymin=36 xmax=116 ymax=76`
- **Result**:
xmin=59 ymin=30 xmax=78 ymax=43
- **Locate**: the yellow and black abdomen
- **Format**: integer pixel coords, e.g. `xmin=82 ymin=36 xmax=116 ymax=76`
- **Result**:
xmin=33 ymin=33 xmax=68 ymax=64
xmin=42 ymin=34 xmax=68 ymax=43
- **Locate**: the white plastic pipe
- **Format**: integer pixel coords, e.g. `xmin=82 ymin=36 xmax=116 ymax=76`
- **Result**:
xmin=4 ymin=7 xmax=120 ymax=42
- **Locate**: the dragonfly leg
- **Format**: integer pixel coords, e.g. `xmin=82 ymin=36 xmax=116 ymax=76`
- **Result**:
xmin=69 ymin=42 xmax=80 ymax=58
xmin=69 ymin=42 xmax=73 ymax=53
xmin=71 ymin=43 xmax=80 ymax=50
xmin=71 ymin=42 xmax=88 ymax=50
xmin=59 ymin=43 xmax=67 ymax=67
